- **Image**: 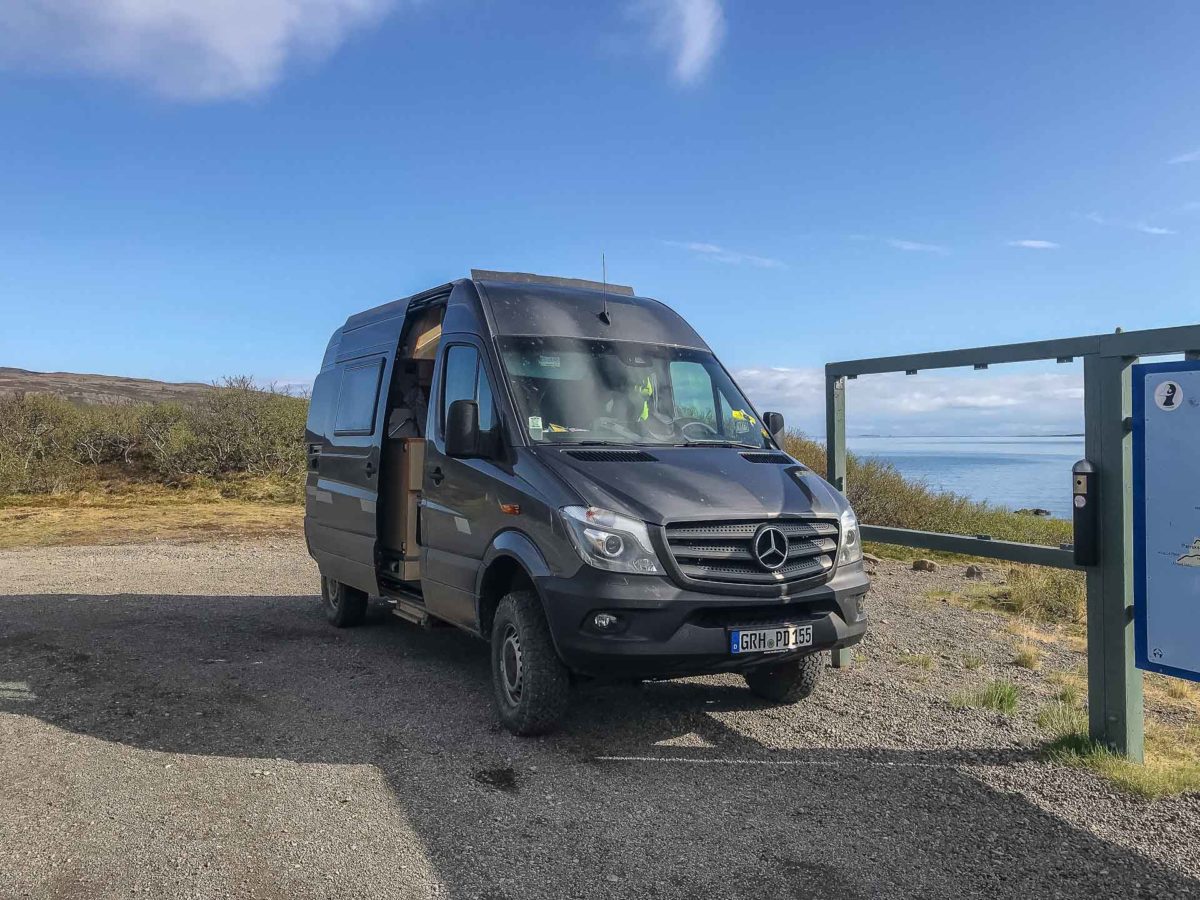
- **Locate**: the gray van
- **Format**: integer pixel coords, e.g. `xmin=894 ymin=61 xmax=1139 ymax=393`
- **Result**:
xmin=304 ymin=271 xmax=869 ymax=734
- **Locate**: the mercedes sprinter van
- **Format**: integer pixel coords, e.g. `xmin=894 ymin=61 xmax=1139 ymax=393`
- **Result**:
xmin=304 ymin=271 xmax=869 ymax=734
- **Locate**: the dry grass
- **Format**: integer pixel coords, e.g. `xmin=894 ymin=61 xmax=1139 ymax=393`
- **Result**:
xmin=1145 ymin=672 xmax=1200 ymax=714
xmin=961 ymin=651 xmax=985 ymax=671
xmin=1166 ymin=681 xmax=1195 ymax=701
xmin=898 ymin=652 xmax=935 ymax=670
xmin=1012 ymin=643 xmax=1042 ymax=670
xmin=1056 ymin=682 xmax=1083 ymax=706
xmin=0 ymin=481 xmax=301 ymax=549
xmin=978 ymin=566 xmax=1086 ymax=624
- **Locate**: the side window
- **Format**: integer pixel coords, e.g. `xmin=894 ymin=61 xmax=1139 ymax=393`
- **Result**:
xmin=670 ymin=361 xmax=718 ymax=425
xmin=333 ymin=358 xmax=384 ymax=435
xmin=442 ymin=345 xmax=479 ymax=430
xmin=441 ymin=344 xmax=502 ymax=437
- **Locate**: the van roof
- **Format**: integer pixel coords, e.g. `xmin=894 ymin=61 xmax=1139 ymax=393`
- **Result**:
xmin=476 ymin=278 xmax=708 ymax=350
xmin=338 ymin=271 xmax=710 ymax=352
xmin=470 ymin=270 xmax=635 ymax=296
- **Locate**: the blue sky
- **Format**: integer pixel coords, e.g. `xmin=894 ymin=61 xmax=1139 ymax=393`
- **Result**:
xmin=1 ymin=1 xmax=1197 ymax=435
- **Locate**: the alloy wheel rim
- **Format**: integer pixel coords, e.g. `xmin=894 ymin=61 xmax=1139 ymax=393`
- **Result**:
xmin=500 ymin=623 xmax=524 ymax=706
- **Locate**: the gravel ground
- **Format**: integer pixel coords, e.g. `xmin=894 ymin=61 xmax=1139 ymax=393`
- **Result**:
xmin=1 ymin=538 xmax=1198 ymax=899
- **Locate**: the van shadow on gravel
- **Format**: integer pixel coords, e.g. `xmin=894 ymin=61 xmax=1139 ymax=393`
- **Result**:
xmin=1 ymin=591 xmax=1197 ymax=900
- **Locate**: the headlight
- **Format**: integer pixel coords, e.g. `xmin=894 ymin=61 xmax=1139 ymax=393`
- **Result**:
xmin=560 ymin=506 xmax=661 ymax=575
xmin=839 ymin=507 xmax=863 ymax=565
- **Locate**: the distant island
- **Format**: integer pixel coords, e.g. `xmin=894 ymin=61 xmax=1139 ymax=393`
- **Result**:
xmin=822 ymin=433 xmax=1086 ymax=440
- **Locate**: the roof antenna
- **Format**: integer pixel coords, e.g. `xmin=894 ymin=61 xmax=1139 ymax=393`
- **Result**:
xmin=599 ymin=252 xmax=611 ymax=325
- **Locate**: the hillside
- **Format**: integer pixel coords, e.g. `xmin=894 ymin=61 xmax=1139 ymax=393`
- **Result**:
xmin=0 ymin=367 xmax=214 ymax=406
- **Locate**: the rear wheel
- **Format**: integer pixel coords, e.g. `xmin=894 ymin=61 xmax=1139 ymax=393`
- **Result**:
xmin=744 ymin=652 xmax=824 ymax=703
xmin=491 ymin=591 xmax=570 ymax=735
xmin=321 ymin=575 xmax=368 ymax=628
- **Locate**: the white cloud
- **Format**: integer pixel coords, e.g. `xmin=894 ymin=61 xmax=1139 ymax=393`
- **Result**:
xmin=1133 ymin=222 xmax=1176 ymax=235
xmin=1083 ymin=212 xmax=1175 ymax=236
xmin=1007 ymin=240 xmax=1059 ymax=250
xmin=734 ymin=367 xmax=1084 ymax=436
xmin=665 ymin=240 xmax=785 ymax=268
xmin=0 ymin=0 xmax=397 ymax=101
xmin=886 ymin=238 xmax=949 ymax=254
xmin=1168 ymin=148 xmax=1200 ymax=164
xmin=629 ymin=0 xmax=725 ymax=84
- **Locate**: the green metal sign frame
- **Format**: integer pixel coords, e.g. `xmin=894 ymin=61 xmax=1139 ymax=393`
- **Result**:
xmin=825 ymin=325 xmax=1200 ymax=761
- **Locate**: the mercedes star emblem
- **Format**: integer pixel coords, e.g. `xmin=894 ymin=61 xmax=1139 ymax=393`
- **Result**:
xmin=752 ymin=524 xmax=789 ymax=571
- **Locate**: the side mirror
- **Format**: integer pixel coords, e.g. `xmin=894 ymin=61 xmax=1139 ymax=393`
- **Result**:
xmin=763 ymin=411 xmax=785 ymax=438
xmin=445 ymin=399 xmax=480 ymax=458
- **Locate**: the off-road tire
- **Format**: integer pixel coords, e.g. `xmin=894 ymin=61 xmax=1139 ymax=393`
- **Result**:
xmin=321 ymin=575 xmax=368 ymax=628
xmin=491 ymin=591 xmax=570 ymax=736
xmin=744 ymin=651 xmax=824 ymax=703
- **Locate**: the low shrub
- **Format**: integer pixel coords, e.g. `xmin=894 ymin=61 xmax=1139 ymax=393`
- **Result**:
xmin=0 ymin=378 xmax=307 ymax=496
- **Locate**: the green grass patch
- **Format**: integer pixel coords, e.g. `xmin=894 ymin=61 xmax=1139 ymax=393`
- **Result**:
xmin=1039 ymin=697 xmax=1200 ymax=799
xmin=961 ymin=651 xmax=985 ymax=671
xmin=1056 ymin=682 xmax=1082 ymax=705
xmin=898 ymin=652 xmax=935 ymax=670
xmin=1037 ymin=702 xmax=1087 ymax=736
xmin=1043 ymin=727 xmax=1200 ymax=800
xmin=951 ymin=679 xmax=1020 ymax=714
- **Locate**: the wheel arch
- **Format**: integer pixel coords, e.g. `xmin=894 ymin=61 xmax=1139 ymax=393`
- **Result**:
xmin=475 ymin=531 xmax=551 ymax=639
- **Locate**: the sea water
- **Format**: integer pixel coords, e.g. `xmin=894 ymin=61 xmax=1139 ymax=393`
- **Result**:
xmin=847 ymin=436 xmax=1086 ymax=520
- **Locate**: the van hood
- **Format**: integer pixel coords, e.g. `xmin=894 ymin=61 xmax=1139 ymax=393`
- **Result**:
xmin=533 ymin=446 xmax=848 ymax=525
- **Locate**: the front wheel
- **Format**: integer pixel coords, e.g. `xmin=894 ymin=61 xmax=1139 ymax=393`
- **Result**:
xmin=321 ymin=575 xmax=368 ymax=628
xmin=744 ymin=652 xmax=824 ymax=703
xmin=491 ymin=591 xmax=570 ymax=736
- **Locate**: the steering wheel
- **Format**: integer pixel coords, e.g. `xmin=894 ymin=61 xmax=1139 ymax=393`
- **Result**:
xmin=677 ymin=418 xmax=720 ymax=440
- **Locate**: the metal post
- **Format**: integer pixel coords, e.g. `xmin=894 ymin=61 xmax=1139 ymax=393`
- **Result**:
xmin=825 ymin=373 xmax=853 ymax=669
xmin=825 ymin=374 xmax=847 ymax=491
xmin=1083 ymin=354 xmax=1144 ymax=760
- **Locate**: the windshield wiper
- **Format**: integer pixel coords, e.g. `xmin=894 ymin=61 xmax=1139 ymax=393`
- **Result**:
xmin=673 ymin=439 xmax=761 ymax=449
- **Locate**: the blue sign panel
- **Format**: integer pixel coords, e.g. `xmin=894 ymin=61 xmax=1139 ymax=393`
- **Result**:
xmin=1134 ymin=360 xmax=1200 ymax=683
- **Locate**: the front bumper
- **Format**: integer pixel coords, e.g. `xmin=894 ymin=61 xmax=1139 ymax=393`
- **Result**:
xmin=537 ymin=561 xmax=870 ymax=679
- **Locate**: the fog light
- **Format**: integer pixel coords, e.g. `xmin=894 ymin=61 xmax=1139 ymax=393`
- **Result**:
xmin=593 ymin=612 xmax=620 ymax=631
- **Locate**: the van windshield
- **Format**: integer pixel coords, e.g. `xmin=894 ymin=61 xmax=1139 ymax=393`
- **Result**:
xmin=498 ymin=336 xmax=771 ymax=448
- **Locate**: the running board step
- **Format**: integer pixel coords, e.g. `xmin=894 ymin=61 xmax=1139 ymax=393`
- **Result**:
xmin=392 ymin=597 xmax=431 ymax=627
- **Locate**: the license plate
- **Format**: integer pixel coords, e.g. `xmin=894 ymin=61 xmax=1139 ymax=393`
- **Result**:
xmin=730 ymin=624 xmax=812 ymax=655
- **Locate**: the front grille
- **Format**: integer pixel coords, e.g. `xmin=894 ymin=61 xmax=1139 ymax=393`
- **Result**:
xmin=664 ymin=517 xmax=839 ymax=587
